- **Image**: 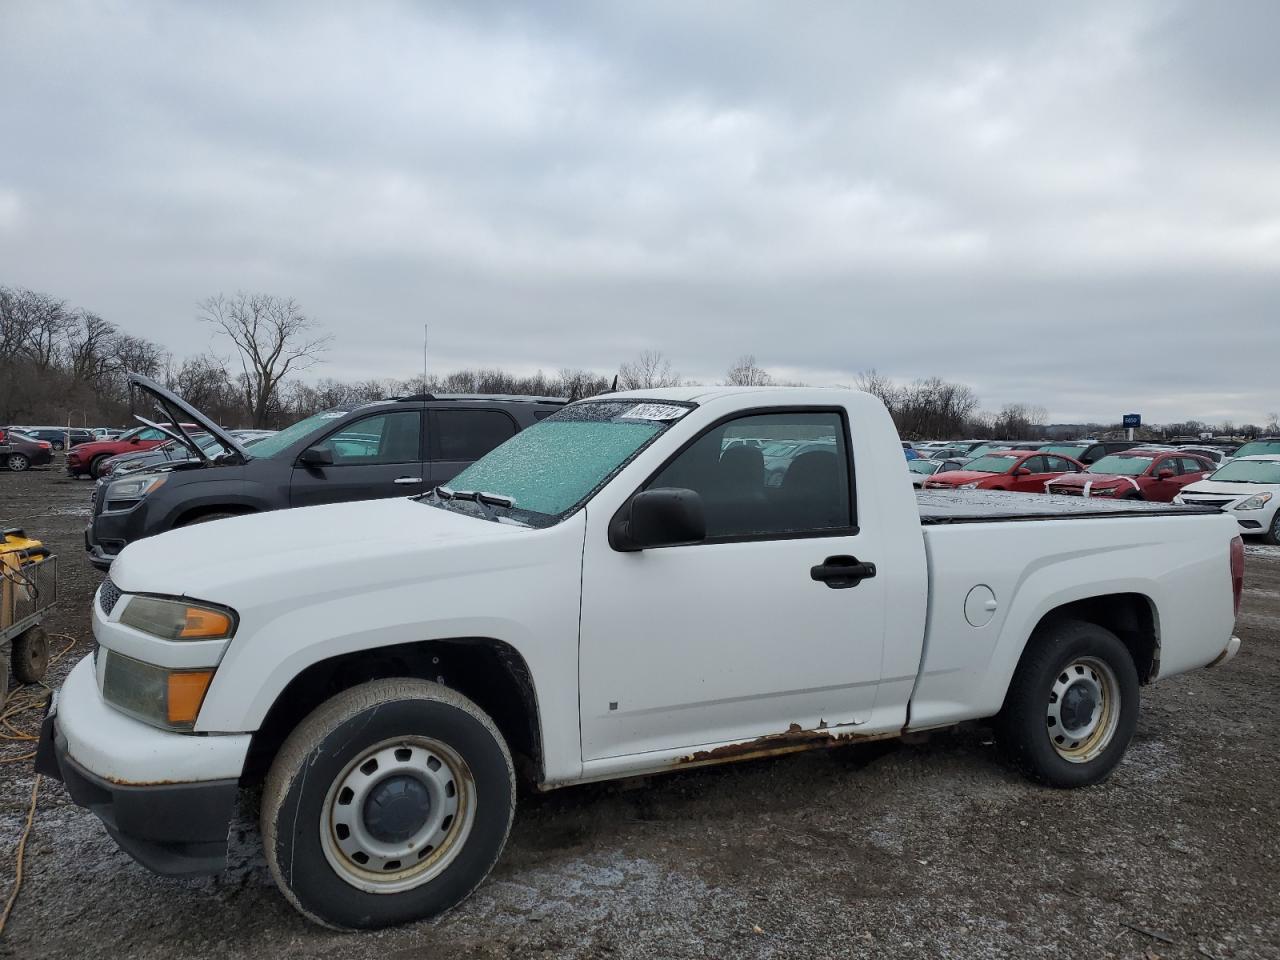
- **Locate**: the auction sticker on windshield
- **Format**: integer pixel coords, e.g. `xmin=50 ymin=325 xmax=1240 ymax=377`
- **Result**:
xmin=618 ymin=403 xmax=689 ymax=421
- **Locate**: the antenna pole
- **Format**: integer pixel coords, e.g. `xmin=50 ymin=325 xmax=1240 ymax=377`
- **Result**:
xmin=422 ymin=323 xmax=428 ymax=391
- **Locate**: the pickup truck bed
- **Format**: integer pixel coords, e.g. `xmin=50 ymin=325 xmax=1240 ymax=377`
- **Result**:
xmin=918 ymin=489 xmax=1222 ymax=523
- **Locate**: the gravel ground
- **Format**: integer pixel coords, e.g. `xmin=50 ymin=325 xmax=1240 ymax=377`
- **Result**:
xmin=2 ymin=466 xmax=1277 ymax=959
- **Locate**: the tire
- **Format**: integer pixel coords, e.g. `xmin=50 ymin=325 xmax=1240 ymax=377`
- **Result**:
xmin=12 ymin=626 xmax=49 ymax=685
xmin=1263 ymin=510 xmax=1280 ymax=546
xmin=178 ymin=511 xmax=242 ymax=527
xmin=51 ymin=440 xmax=64 ymax=451
xmin=6 ymin=453 xmax=30 ymax=472
xmin=997 ymin=618 xmax=1139 ymax=788
xmin=88 ymin=455 xmax=110 ymax=479
xmin=261 ymin=679 xmax=516 ymax=930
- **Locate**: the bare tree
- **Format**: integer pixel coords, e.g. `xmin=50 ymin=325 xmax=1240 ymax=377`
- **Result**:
xmin=199 ymin=292 xmax=332 ymax=427
xmin=724 ymin=354 xmax=773 ymax=386
xmin=853 ymin=369 xmax=900 ymax=413
xmin=617 ymin=350 xmax=681 ymax=390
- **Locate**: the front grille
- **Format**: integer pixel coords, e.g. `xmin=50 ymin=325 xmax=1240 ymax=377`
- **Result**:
xmin=92 ymin=480 xmax=107 ymax=514
xmin=99 ymin=578 xmax=122 ymax=615
xmin=1181 ymin=498 xmax=1233 ymax=509
xmin=1048 ymin=486 xmax=1083 ymax=496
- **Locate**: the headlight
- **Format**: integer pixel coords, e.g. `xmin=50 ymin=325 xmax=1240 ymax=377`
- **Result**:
xmin=104 ymin=472 xmax=166 ymax=507
xmin=959 ymin=482 xmax=981 ymax=490
xmin=119 ymin=595 xmax=237 ymax=640
xmin=1236 ymin=493 xmax=1274 ymax=511
xmin=101 ymin=650 xmax=215 ymax=731
xmin=1090 ymin=486 xmax=1119 ymax=496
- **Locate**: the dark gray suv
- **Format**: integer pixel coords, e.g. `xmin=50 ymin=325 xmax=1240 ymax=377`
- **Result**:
xmin=84 ymin=375 xmax=565 ymax=570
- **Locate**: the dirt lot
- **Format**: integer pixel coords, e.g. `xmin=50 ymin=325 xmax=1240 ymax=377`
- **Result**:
xmin=2 ymin=466 xmax=1277 ymax=959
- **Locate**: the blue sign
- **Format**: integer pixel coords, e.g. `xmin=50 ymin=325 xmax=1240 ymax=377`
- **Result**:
xmin=1123 ymin=413 xmax=1141 ymax=428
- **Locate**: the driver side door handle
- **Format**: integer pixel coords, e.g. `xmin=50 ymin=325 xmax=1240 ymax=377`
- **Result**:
xmin=394 ymin=477 xmax=424 ymax=485
xmin=810 ymin=555 xmax=877 ymax=589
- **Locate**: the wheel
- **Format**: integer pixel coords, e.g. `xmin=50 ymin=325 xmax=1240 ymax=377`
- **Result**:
xmin=6 ymin=453 xmax=30 ymax=472
xmin=51 ymin=440 xmax=64 ymax=451
xmin=997 ymin=618 xmax=1139 ymax=788
xmin=179 ymin=511 xmax=242 ymax=527
xmin=1263 ymin=509 xmax=1280 ymax=546
xmin=12 ymin=625 xmax=49 ymax=685
xmin=261 ymin=679 xmax=515 ymax=930
xmin=89 ymin=455 xmax=112 ymax=479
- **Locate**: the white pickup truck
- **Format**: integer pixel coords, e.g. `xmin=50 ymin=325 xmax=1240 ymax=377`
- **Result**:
xmin=37 ymin=387 xmax=1244 ymax=929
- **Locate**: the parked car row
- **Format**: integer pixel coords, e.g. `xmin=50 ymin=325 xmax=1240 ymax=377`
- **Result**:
xmin=0 ymin=428 xmax=54 ymax=471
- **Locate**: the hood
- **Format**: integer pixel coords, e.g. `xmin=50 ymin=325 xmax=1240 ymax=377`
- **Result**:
xmin=925 ymin=470 xmax=999 ymax=486
xmin=1180 ymin=480 xmax=1267 ymax=498
xmin=127 ymin=372 xmax=250 ymax=463
xmin=110 ymin=497 xmax=530 ymax=598
xmin=1049 ymin=472 xmax=1134 ymax=488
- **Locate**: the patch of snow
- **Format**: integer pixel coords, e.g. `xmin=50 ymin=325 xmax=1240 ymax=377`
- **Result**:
xmin=1245 ymin=544 xmax=1280 ymax=561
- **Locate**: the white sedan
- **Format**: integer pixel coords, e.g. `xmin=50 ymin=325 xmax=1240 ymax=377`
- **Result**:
xmin=1176 ymin=455 xmax=1280 ymax=544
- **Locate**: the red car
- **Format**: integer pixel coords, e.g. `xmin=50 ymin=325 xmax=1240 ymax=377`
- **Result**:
xmin=922 ymin=450 xmax=1085 ymax=492
xmin=1044 ymin=449 xmax=1215 ymax=502
xmin=66 ymin=423 xmax=199 ymax=479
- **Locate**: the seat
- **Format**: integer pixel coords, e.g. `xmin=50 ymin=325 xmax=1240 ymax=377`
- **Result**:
xmin=707 ymin=445 xmax=767 ymax=535
xmin=777 ymin=450 xmax=845 ymax=530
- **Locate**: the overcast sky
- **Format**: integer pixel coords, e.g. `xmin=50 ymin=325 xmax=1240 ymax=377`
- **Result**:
xmin=1 ymin=1 xmax=1277 ymax=424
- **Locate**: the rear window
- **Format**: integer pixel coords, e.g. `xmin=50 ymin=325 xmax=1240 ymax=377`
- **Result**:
xmin=1233 ymin=440 xmax=1280 ymax=459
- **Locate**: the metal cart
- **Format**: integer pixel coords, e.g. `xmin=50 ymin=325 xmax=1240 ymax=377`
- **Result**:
xmin=1 ymin=529 xmax=57 ymax=705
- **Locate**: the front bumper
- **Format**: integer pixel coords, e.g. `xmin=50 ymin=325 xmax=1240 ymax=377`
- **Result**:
xmin=84 ymin=523 xmax=122 ymax=571
xmin=34 ymin=656 xmax=250 ymax=876
xmin=1207 ymin=636 xmax=1241 ymax=668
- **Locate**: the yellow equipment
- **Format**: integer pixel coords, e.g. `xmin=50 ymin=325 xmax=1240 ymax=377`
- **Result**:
xmin=1 ymin=528 xmax=56 ymax=704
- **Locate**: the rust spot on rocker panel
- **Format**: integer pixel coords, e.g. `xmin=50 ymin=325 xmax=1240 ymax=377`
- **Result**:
xmin=676 ymin=722 xmax=899 ymax=767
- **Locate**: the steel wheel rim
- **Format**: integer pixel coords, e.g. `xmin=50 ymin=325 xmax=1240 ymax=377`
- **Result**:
xmin=8 ymin=454 xmax=28 ymax=471
xmin=319 ymin=735 xmax=477 ymax=894
xmin=1045 ymin=656 xmax=1120 ymax=763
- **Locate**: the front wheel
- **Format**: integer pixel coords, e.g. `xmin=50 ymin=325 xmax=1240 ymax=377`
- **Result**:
xmin=997 ymin=619 xmax=1139 ymax=788
xmin=1263 ymin=510 xmax=1280 ymax=546
xmin=261 ymin=679 xmax=515 ymax=930
xmin=6 ymin=453 xmax=29 ymax=472
xmin=89 ymin=455 xmax=110 ymax=479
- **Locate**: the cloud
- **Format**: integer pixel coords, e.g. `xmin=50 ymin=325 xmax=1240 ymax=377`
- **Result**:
xmin=0 ymin=0 xmax=1277 ymax=423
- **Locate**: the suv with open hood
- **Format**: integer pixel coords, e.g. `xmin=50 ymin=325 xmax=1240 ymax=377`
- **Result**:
xmin=83 ymin=374 xmax=566 ymax=570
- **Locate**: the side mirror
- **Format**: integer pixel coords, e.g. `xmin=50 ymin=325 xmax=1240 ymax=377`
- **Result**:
xmin=1157 ymin=469 xmax=1174 ymax=480
xmin=299 ymin=445 xmax=334 ymax=467
xmin=1014 ymin=467 xmax=1032 ymax=477
xmin=609 ymin=488 xmax=706 ymax=551
xmin=129 ymin=437 xmax=141 ymax=445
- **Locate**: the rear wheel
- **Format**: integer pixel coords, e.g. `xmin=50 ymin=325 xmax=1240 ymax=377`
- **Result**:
xmin=997 ymin=618 xmax=1139 ymax=788
xmin=88 ymin=455 xmax=110 ymax=479
xmin=51 ymin=440 xmax=64 ymax=451
xmin=261 ymin=679 xmax=515 ymax=929
xmin=12 ymin=626 xmax=49 ymax=685
xmin=6 ymin=453 xmax=29 ymax=472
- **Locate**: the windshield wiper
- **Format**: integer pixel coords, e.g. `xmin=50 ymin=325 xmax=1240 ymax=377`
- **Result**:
xmin=423 ymin=485 xmax=516 ymax=519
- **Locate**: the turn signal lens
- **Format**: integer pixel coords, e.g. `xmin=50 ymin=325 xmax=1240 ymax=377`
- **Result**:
xmin=167 ymin=670 xmax=215 ymax=726
xmin=179 ymin=607 xmax=233 ymax=639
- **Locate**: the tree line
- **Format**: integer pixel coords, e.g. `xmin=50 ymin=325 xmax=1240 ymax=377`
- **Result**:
xmin=3 ymin=284 xmax=1272 ymax=439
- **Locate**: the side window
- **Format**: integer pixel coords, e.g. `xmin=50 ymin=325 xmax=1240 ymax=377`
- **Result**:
xmin=1023 ymin=456 xmax=1048 ymax=473
xmin=647 ymin=411 xmax=853 ymax=540
xmin=1043 ymin=456 xmax=1068 ymax=472
xmin=435 ymin=410 xmax=517 ymax=462
xmin=320 ymin=411 xmax=422 ymax=465
xmin=137 ymin=428 xmax=166 ymax=441
xmin=1153 ymin=457 xmax=1176 ymax=476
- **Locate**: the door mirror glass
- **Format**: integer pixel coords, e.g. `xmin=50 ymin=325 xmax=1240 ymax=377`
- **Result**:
xmin=610 ymin=488 xmax=706 ymax=551
xmin=1014 ymin=467 xmax=1032 ymax=476
xmin=299 ymin=445 xmax=334 ymax=467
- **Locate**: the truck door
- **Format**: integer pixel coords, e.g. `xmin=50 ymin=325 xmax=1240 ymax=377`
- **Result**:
xmin=290 ymin=410 xmax=427 ymax=506
xmin=577 ymin=409 xmax=888 ymax=761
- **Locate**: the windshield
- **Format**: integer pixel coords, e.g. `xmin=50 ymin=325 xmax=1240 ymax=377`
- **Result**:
xmin=908 ymin=460 xmax=940 ymax=475
xmin=1233 ymin=440 xmax=1280 ymax=459
xmin=431 ymin=399 xmax=690 ymax=524
xmin=1209 ymin=459 xmax=1280 ymax=484
xmin=1089 ymin=455 xmax=1153 ymax=476
xmin=1041 ymin=444 xmax=1087 ymax=457
xmin=247 ymin=410 xmax=350 ymax=459
xmin=962 ymin=454 xmax=1019 ymax=473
